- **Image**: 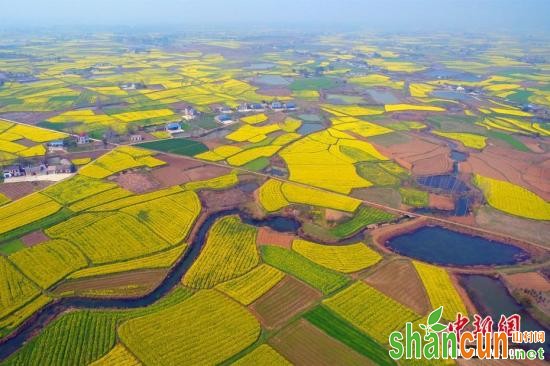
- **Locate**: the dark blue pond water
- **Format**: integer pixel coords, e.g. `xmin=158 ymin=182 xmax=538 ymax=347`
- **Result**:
xmin=417 ymin=174 xmax=469 ymax=193
xmin=298 ymin=123 xmax=324 ymax=135
xmin=450 ymin=150 xmax=468 ymax=162
xmin=454 ymin=196 xmax=470 ymax=216
xmin=432 ymin=90 xmax=477 ymax=103
xmin=460 ymin=275 xmax=550 ymax=353
xmin=386 ymin=226 xmax=530 ymax=266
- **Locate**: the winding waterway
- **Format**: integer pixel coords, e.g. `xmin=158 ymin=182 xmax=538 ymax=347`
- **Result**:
xmin=0 ymin=209 xmax=300 ymax=361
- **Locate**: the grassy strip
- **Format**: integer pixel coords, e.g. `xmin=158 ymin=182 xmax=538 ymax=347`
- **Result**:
xmin=136 ymin=138 xmax=208 ymax=156
xmin=260 ymin=245 xmax=348 ymax=295
xmin=0 ymin=208 xmax=73 ymax=245
xmin=330 ymin=206 xmax=395 ymax=238
xmin=304 ymin=305 xmax=396 ymax=366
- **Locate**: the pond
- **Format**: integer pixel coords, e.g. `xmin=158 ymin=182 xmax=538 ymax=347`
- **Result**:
xmin=386 ymin=226 xmax=530 ymax=266
xmin=298 ymin=114 xmax=322 ymax=122
xmin=432 ymin=90 xmax=476 ymax=103
xmin=450 ymin=150 xmax=468 ymax=162
xmin=298 ymin=123 xmax=325 ymax=135
xmin=460 ymin=274 xmax=549 ymax=353
xmin=416 ymin=174 xmax=469 ymax=194
xmin=366 ymin=89 xmax=399 ymax=104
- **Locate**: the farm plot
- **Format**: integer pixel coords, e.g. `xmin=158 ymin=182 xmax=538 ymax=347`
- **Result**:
xmin=279 ymin=130 xmax=386 ymax=193
xmin=250 ymin=276 xmax=321 ymax=329
xmin=89 ymin=344 xmax=141 ymax=366
xmin=89 ymin=186 xmax=183 ymax=211
xmin=43 ymin=175 xmax=117 ymax=204
xmin=182 ymin=215 xmax=258 ymax=288
xmin=323 ymin=281 xmax=420 ymax=344
xmin=121 ymin=191 xmax=201 ymax=245
xmin=364 ymin=259 xmax=431 ymax=315
xmin=473 ymin=174 xmax=550 ymax=220
xmin=184 ymin=172 xmax=239 ymax=191
xmin=216 ymin=264 xmax=285 ymax=305
xmin=281 ymin=182 xmax=361 ymax=212
xmin=261 ymin=245 xmax=348 ymax=295
xmin=68 ymin=188 xmax=133 ymax=212
xmin=79 ymin=147 xmax=165 ymax=179
xmin=329 ymin=206 xmax=396 ymax=238
xmin=399 ymin=187 xmax=429 ymax=207
xmin=226 ymin=145 xmax=281 ymax=166
xmin=292 ymin=240 xmax=382 ymax=273
xmin=8 ymin=239 xmax=88 ymax=288
xmin=432 ymin=131 xmax=487 ymax=149
xmin=2 ymin=311 xmax=119 ymax=366
xmin=269 ymin=319 xmax=374 ymax=366
xmin=68 ymin=244 xmax=186 ymax=280
xmin=257 ymin=179 xmax=290 ymax=212
xmin=119 ymin=290 xmax=260 ymax=366
xmin=0 ymin=193 xmax=62 ymax=236
xmin=46 ymin=212 xmax=171 ymax=264
xmin=304 ymin=306 xmax=396 ymax=366
xmin=0 ymin=256 xmax=40 ymax=319
xmin=233 ymin=344 xmax=291 ymax=366
xmin=413 ymin=261 xmax=468 ymax=320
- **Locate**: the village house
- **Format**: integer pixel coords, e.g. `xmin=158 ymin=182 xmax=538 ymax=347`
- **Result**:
xmin=76 ymin=133 xmax=90 ymax=144
xmin=2 ymin=164 xmax=23 ymax=179
xmin=215 ymin=114 xmax=234 ymax=125
xmin=218 ymin=105 xmax=234 ymax=114
xmin=47 ymin=140 xmax=66 ymax=153
xmin=182 ymin=106 xmax=198 ymax=120
xmin=284 ymin=102 xmax=297 ymax=111
xmin=129 ymin=134 xmax=143 ymax=142
xmin=271 ymin=101 xmax=284 ymax=110
xmin=46 ymin=157 xmax=74 ymax=174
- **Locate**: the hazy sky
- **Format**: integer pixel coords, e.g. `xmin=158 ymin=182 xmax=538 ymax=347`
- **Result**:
xmin=1 ymin=0 xmax=549 ymax=33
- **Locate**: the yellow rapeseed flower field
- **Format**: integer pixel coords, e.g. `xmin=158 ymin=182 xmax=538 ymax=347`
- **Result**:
xmin=413 ymin=261 xmax=468 ymax=320
xmin=292 ymin=240 xmax=382 ymax=273
xmin=432 ymin=131 xmax=487 ymax=149
xmin=119 ymin=290 xmax=261 ymax=366
xmin=473 ymin=174 xmax=550 ymax=220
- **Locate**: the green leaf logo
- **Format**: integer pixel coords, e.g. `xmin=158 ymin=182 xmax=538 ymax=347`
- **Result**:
xmin=423 ymin=306 xmax=446 ymax=335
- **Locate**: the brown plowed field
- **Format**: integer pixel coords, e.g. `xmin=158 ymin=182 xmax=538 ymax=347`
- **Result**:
xmin=249 ymin=276 xmax=321 ymax=329
xmin=269 ymin=319 xmax=374 ymax=366
xmin=364 ymin=258 xmax=431 ymax=315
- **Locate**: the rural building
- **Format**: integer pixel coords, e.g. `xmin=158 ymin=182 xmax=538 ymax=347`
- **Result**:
xmin=76 ymin=133 xmax=90 ymax=144
xmin=47 ymin=140 xmax=66 ymax=152
xmin=215 ymin=114 xmax=234 ymax=125
xmin=284 ymin=102 xmax=297 ymax=111
xmin=237 ymin=103 xmax=252 ymax=113
xmin=271 ymin=101 xmax=284 ymax=110
xmin=2 ymin=165 xmax=23 ymax=179
xmin=46 ymin=158 xmax=74 ymax=174
xmin=129 ymin=134 xmax=143 ymax=142
xmin=183 ymin=106 xmax=198 ymax=120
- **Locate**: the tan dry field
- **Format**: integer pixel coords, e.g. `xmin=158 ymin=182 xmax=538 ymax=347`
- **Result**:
xmin=460 ymin=145 xmax=550 ymax=200
xmin=0 ymin=181 xmax=51 ymax=200
xmin=474 ymin=206 xmax=550 ymax=248
xmin=504 ymin=272 xmax=550 ymax=292
xmin=114 ymin=171 xmax=160 ymax=193
xmin=52 ymin=269 xmax=168 ymax=298
xmin=376 ymin=138 xmax=452 ymax=175
xmin=256 ymin=227 xmax=295 ymax=249
xmin=249 ymin=276 xmax=321 ymax=329
xmin=200 ymin=188 xmax=249 ymax=211
xmin=364 ymin=258 xmax=431 ymax=315
xmin=269 ymin=319 xmax=374 ymax=366
xmin=20 ymin=230 xmax=49 ymax=247
xmin=429 ymin=193 xmax=455 ymax=210
xmin=150 ymin=154 xmax=206 ymax=187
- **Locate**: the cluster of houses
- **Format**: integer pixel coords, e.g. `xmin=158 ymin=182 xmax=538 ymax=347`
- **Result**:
xmin=2 ymin=157 xmax=75 ymax=179
xmin=214 ymin=101 xmax=298 ymax=125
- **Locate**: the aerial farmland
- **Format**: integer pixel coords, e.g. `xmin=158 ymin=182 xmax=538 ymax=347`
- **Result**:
xmin=0 ymin=1 xmax=549 ymax=364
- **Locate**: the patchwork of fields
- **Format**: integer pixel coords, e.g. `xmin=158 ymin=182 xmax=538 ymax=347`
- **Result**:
xmin=0 ymin=29 xmax=548 ymax=365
